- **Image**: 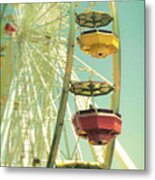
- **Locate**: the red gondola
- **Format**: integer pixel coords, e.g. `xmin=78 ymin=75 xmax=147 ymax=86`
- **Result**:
xmin=5 ymin=23 xmax=16 ymax=35
xmin=72 ymin=117 xmax=87 ymax=138
xmin=72 ymin=109 xmax=122 ymax=145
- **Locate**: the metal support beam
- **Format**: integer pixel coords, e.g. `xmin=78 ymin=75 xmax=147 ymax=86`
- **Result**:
xmin=46 ymin=3 xmax=76 ymax=168
xmin=104 ymin=1 xmax=121 ymax=169
xmin=115 ymin=140 xmax=137 ymax=169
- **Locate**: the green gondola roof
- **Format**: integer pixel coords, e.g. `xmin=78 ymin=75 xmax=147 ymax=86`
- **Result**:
xmin=76 ymin=11 xmax=113 ymax=28
xmin=69 ymin=81 xmax=113 ymax=96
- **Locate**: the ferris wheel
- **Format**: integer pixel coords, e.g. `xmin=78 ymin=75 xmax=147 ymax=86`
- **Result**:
xmin=0 ymin=2 xmax=136 ymax=169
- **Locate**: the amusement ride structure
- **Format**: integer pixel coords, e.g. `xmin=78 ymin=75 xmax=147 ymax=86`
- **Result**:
xmin=0 ymin=2 xmax=137 ymax=169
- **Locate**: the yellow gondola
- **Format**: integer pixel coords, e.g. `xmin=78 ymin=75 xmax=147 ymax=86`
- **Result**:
xmin=56 ymin=160 xmax=103 ymax=169
xmin=77 ymin=30 xmax=119 ymax=58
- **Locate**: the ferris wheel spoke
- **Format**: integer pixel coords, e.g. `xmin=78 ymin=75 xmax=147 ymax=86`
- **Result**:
xmin=1 ymin=76 xmax=18 ymax=157
xmin=13 ymin=7 xmax=23 ymax=26
xmin=85 ymin=2 xmax=98 ymax=11
xmin=66 ymin=103 xmax=83 ymax=161
xmin=31 ymin=3 xmax=58 ymax=25
xmin=16 ymin=76 xmax=33 ymax=167
xmin=21 ymin=67 xmax=40 ymax=162
xmin=23 ymin=53 xmax=51 ymax=158
xmin=115 ymin=140 xmax=137 ymax=169
xmin=25 ymin=52 xmax=59 ymax=115
xmin=33 ymin=17 xmax=66 ymax=32
xmin=26 ymin=41 xmax=64 ymax=79
xmin=30 ymin=3 xmax=45 ymax=20
xmin=33 ymin=11 xmax=66 ymax=32
xmin=70 ymin=137 xmax=80 ymax=159
xmin=62 ymin=124 xmax=71 ymax=160
xmin=23 ymin=48 xmax=46 ymax=116
xmin=74 ymin=56 xmax=113 ymax=86
xmin=58 ymin=148 xmax=69 ymax=160
xmin=25 ymin=42 xmax=60 ymax=116
xmin=57 ymin=45 xmax=113 ymax=85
